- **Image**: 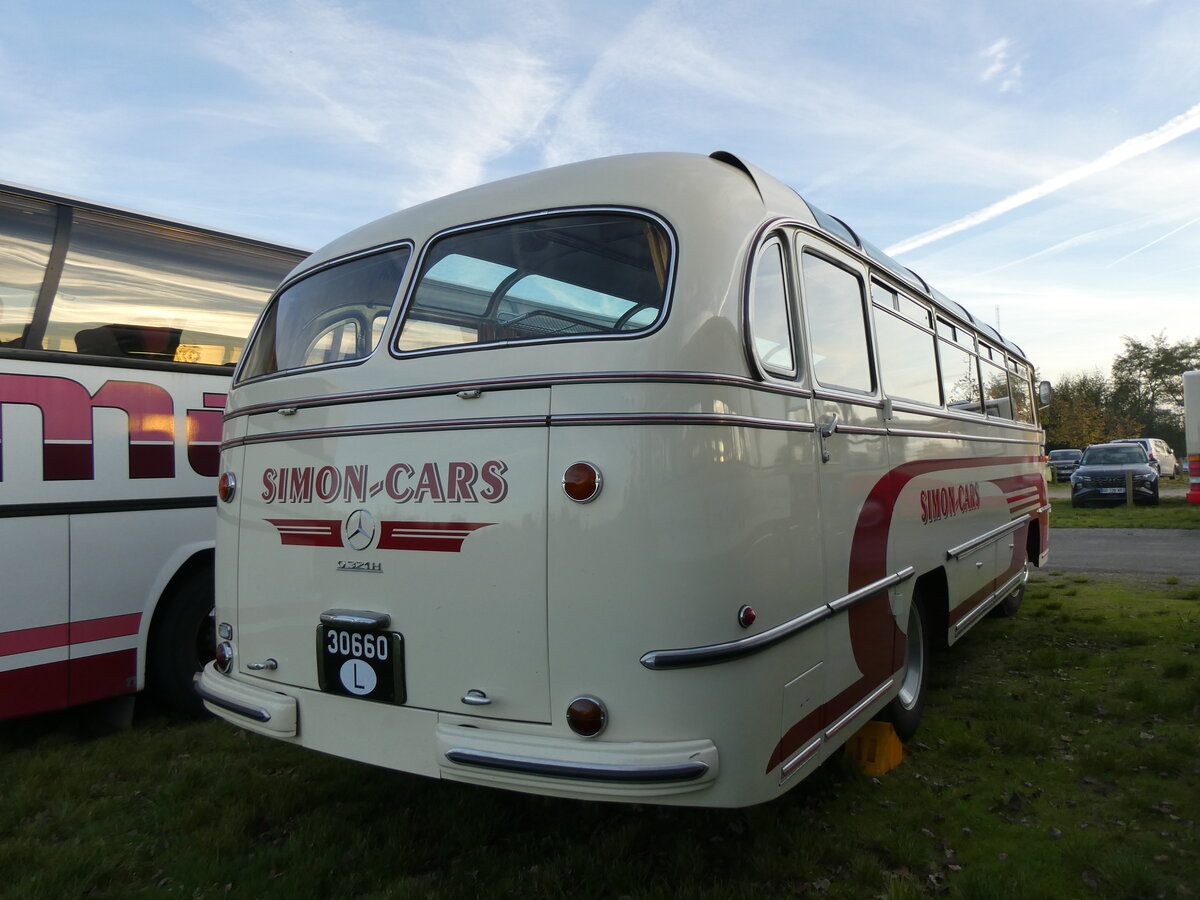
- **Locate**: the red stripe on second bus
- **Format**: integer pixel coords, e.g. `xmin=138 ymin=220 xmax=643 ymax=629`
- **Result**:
xmin=70 ymin=613 xmax=142 ymax=645
xmin=0 ymin=623 xmax=70 ymax=657
xmin=1 ymin=613 xmax=141 ymax=658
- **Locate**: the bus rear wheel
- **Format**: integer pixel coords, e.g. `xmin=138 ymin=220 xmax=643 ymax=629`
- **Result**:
xmin=884 ymin=597 xmax=929 ymax=741
xmin=148 ymin=568 xmax=215 ymax=716
xmin=993 ymin=561 xmax=1027 ymax=618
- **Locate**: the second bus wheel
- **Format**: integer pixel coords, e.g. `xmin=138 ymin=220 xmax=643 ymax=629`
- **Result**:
xmin=148 ymin=568 xmax=216 ymax=716
xmin=883 ymin=597 xmax=929 ymax=742
xmin=993 ymin=560 xmax=1028 ymax=618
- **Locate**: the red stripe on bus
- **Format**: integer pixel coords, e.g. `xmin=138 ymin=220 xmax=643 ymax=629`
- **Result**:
xmin=0 ymin=650 xmax=138 ymax=719
xmin=1 ymin=613 xmax=141 ymax=657
xmin=70 ymin=613 xmax=142 ymax=644
xmin=377 ymin=521 xmax=493 ymax=552
xmin=0 ymin=660 xmax=69 ymax=718
xmin=266 ymin=518 xmax=343 ymax=546
xmin=766 ymin=455 xmax=1044 ymax=773
xmin=0 ymin=623 xmax=69 ymax=657
xmin=68 ymin=649 xmax=137 ymax=706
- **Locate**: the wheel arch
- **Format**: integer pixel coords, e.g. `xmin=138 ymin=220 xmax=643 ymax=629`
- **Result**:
xmin=912 ymin=566 xmax=949 ymax=650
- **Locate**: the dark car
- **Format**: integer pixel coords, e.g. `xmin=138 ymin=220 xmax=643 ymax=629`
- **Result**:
xmin=1047 ymin=448 xmax=1083 ymax=481
xmin=1070 ymin=443 xmax=1159 ymax=507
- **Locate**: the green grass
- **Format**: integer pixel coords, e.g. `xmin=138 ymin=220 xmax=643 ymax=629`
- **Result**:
xmin=2 ymin=575 xmax=1198 ymax=899
xmin=1050 ymin=495 xmax=1200 ymax=528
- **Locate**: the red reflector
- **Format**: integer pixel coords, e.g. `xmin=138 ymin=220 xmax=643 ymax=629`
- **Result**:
xmin=218 ymin=472 xmax=237 ymax=503
xmin=563 ymin=462 xmax=602 ymax=503
xmin=738 ymin=605 xmax=757 ymax=628
xmin=566 ymin=696 xmax=607 ymax=737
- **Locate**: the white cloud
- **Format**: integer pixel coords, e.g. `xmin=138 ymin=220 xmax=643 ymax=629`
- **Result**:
xmin=194 ymin=0 xmax=565 ymax=207
xmin=980 ymin=38 xmax=1023 ymax=93
xmin=885 ymin=101 xmax=1200 ymax=255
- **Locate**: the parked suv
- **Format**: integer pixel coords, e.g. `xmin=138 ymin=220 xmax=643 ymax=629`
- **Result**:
xmin=1114 ymin=437 xmax=1180 ymax=478
xmin=1047 ymin=448 xmax=1083 ymax=481
xmin=1070 ymin=442 xmax=1160 ymax=507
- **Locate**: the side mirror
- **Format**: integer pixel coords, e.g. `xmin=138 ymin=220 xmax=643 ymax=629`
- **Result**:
xmin=1038 ymin=380 xmax=1053 ymax=406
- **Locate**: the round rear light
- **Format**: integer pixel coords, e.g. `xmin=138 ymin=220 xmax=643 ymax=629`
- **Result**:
xmin=215 ymin=641 xmax=234 ymax=674
xmin=562 ymin=462 xmax=602 ymax=503
xmin=566 ymin=695 xmax=607 ymax=737
xmin=218 ymin=472 xmax=237 ymax=503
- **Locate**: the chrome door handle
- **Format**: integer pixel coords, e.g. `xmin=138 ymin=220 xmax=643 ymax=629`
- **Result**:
xmin=462 ymin=689 xmax=492 ymax=706
xmin=819 ymin=414 xmax=839 ymax=464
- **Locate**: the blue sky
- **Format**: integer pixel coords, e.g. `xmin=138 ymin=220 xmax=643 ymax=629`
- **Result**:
xmin=2 ymin=0 xmax=1197 ymax=381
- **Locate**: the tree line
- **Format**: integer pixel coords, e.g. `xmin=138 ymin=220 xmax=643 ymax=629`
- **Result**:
xmin=1042 ymin=334 xmax=1200 ymax=453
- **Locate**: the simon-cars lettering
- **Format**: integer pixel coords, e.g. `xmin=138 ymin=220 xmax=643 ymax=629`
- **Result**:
xmin=920 ymin=482 xmax=982 ymax=524
xmin=259 ymin=460 xmax=509 ymax=504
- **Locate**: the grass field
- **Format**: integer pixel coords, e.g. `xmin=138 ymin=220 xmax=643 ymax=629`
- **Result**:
xmin=1049 ymin=495 xmax=1199 ymax=529
xmin=2 ymin=574 xmax=1197 ymax=899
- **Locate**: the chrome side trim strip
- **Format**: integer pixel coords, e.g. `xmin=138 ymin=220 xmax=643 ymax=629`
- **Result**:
xmin=824 ymin=678 xmax=895 ymax=740
xmin=828 ymin=566 xmax=915 ymax=614
xmin=640 ymin=567 xmax=915 ymax=670
xmin=224 ymin=415 xmax=548 ymax=450
xmin=946 ymin=515 xmax=1031 ymax=560
xmin=888 ymin=428 xmax=1041 ymax=446
xmin=552 ymin=412 xmax=816 ymax=432
xmin=228 ymin=370 xmax=816 ymax=420
xmin=443 ymin=748 xmax=710 ymax=783
xmin=1036 ymin=504 xmax=1051 ymax=515
xmin=781 ymin=736 xmax=824 ymax=778
xmin=194 ymin=679 xmax=271 ymax=723
xmin=953 ymin=566 xmax=1029 ymax=638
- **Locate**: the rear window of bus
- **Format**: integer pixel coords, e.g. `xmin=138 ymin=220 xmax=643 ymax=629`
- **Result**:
xmin=394 ymin=211 xmax=672 ymax=354
xmin=238 ymin=245 xmax=412 ymax=381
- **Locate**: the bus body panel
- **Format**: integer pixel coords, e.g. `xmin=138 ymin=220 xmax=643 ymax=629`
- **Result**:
xmin=231 ymin=388 xmax=552 ymax=723
xmin=200 ymin=152 xmax=1047 ymax=806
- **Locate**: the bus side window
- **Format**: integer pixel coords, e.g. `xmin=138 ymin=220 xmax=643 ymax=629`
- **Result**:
xmin=939 ymin=338 xmax=983 ymax=414
xmin=0 ymin=193 xmax=58 ymax=348
xmin=801 ymin=251 xmax=872 ymax=394
xmin=875 ymin=307 xmax=940 ymax=406
xmin=1009 ymin=360 xmax=1034 ymax=423
xmin=748 ymin=239 xmax=795 ymax=377
xmin=980 ymin=355 xmax=1012 ymax=419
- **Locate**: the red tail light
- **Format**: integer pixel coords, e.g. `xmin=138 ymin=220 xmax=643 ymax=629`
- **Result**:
xmin=562 ymin=462 xmax=603 ymax=503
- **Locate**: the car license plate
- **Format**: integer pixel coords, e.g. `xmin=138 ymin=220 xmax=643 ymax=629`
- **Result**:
xmin=318 ymin=625 xmax=405 ymax=704
xmin=1099 ymin=487 xmax=1125 ymax=494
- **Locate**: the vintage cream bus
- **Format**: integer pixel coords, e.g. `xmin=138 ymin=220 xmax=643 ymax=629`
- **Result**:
xmin=198 ymin=152 xmax=1049 ymax=807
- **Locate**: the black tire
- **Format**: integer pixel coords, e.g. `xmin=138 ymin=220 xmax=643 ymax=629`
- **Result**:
xmin=148 ymin=568 xmax=215 ymax=716
xmin=1071 ymin=495 xmax=1082 ymax=508
xmin=993 ymin=561 xmax=1027 ymax=617
xmin=1148 ymin=484 xmax=1160 ymax=506
xmin=883 ymin=597 xmax=929 ymax=742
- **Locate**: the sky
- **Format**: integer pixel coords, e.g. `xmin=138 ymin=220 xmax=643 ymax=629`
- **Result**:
xmin=2 ymin=0 xmax=1197 ymax=382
